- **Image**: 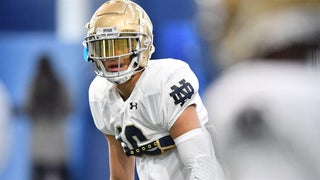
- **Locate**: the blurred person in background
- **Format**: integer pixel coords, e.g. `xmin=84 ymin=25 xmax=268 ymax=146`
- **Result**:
xmin=195 ymin=0 xmax=320 ymax=180
xmin=83 ymin=0 xmax=225 ymax=179
xmin=0 ymin=81 xmax=12 ymax=178
xmin=24 ymin=55 xmax=72 ymax=180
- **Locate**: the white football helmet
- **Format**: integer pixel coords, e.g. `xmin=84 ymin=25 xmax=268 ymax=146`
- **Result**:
xmin=195 ymin=0 xmax=320 ymax=68
xmin=83 ymin=0 xmax=155 ymax=84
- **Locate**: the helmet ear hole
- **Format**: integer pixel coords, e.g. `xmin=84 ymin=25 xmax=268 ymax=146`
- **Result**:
xmin=150 ymin=45 xmax=155 ymax=54
xmin=144 ymin=37 xmax=151 ymax=47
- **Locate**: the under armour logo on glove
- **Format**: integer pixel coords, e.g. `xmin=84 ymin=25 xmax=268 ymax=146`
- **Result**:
xmin=130 ymin=102 xmax=138 ymax=110
xmin=169 ymin=79 xmax=194 ymax=106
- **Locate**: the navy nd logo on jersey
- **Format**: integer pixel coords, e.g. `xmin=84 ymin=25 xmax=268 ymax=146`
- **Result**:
xmin=170 ymin=79 xmax=194 ymax=106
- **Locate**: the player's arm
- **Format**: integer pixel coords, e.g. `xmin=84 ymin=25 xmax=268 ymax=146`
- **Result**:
xmin=170 ymin=104 xmax=201 ymax=138
xmin=170 ymin=104 xmax=217 ymax=179
xmin=105 ymin=134 xmax=135 ymax=180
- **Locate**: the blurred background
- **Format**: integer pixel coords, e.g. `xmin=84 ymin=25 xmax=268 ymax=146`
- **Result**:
xmin=197 ymin=0 xmax=320 ymax=180
xmin=0 ymin=0 xmax=217 ymax=180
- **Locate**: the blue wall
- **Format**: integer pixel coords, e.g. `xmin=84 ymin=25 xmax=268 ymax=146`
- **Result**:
xmin=0 ymin=0 xmax=55 ymax=31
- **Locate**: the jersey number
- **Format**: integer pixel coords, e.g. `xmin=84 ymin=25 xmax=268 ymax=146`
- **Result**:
xmin=116 ymin=125 xmax=148 ymax=152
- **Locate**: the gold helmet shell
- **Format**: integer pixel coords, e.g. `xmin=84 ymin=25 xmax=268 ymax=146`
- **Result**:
xmin=83 ymin=0 xmax=155 ymax=84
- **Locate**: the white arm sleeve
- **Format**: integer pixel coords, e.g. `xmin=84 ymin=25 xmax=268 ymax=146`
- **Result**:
xmin=174 ymin=128 xmax=224 ymax=180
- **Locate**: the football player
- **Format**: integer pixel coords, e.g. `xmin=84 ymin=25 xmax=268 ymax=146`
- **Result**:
xmin=83 ymin=0 xmax=225 ymax=179
xmin=196 ymin=0 xmax=320 ymax=180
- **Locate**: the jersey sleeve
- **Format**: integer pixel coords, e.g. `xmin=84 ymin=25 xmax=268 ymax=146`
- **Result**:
xmin=88 ymin=76 xmax=118 ymax=135
xmin=159 ymin=60 xmax=201 ymax=130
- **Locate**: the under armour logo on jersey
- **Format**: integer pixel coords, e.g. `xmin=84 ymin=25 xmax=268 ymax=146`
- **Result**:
xmin=130 ymin=102 xmax=138 ymax=110
xmin=169 ymin=79 xmax=194 ymax=106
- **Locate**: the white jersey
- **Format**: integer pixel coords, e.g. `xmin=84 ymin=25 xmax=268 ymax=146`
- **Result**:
xmin=205 ymin=61 xmax=320 ymax=180
xmin=89 ymin=58 xmax=210 ymax=179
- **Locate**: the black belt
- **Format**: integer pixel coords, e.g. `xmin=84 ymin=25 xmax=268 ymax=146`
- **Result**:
xmin=125 ymin=135 xmax=176 ymax=156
